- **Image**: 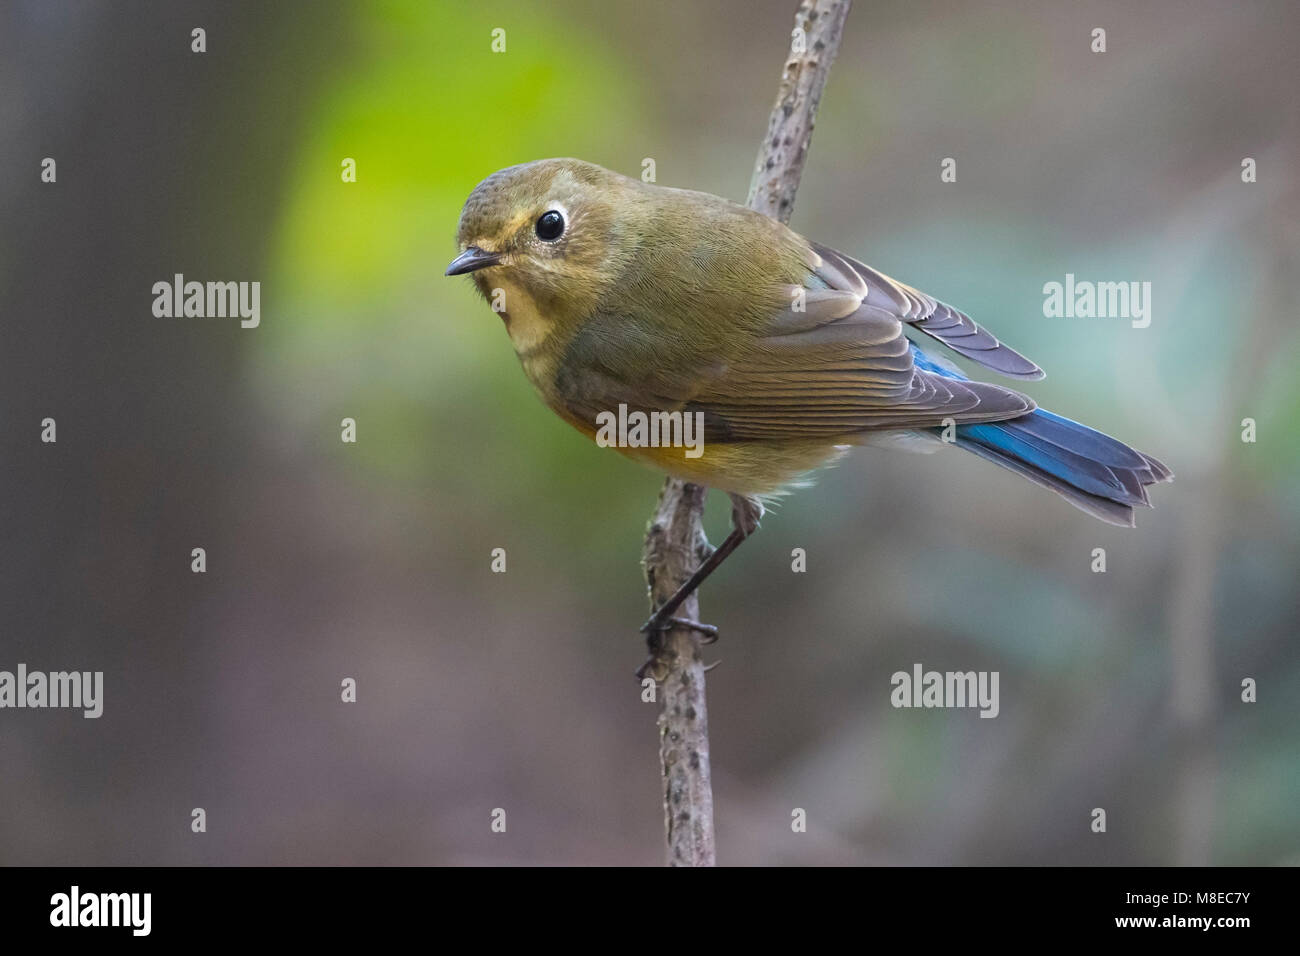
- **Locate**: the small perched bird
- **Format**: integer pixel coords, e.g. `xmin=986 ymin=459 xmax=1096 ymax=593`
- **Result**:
xmin=447 ymin=159 xmax=1172 ymax=634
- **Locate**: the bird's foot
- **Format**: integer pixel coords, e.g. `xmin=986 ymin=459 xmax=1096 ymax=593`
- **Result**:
xmin=638 ymin=613 xmax=719 ymax=642
xmin=635 ymin=615 xmax=720 ymax=681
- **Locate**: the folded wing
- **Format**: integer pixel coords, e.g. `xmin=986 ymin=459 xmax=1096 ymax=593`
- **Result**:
xmin=553 ymin=238 xmax=1044 ymax=443
xmin=687 ymin=304 xmax=1035 ymax=440
xmin=805 ymin=243 xmax=1045 ymax=381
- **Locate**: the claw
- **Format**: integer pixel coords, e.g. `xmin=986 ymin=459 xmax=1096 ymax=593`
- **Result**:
xmin=639 ymin=614 xmax=719 ymax=641
xmin=635 ymin=656 xmax=659 ymax=681
xmin=636 ymin=614 xmax=719 ymax=680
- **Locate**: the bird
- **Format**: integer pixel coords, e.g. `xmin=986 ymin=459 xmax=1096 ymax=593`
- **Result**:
xmin=446 ymin=158 xmax=1172 ymax=638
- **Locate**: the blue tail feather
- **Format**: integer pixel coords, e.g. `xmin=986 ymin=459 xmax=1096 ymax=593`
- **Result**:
xmin=951 ymin=410 xmax=1172 ymax=526
xmin=909 ymin=340 xmax=1172 ymax=525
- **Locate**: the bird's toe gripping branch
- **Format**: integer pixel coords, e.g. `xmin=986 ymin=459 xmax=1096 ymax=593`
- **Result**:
xmin=636 ymin=492 xmax=764 ymax=678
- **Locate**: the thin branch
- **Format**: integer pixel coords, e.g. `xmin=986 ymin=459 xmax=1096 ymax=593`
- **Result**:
xmin=748 ymin=0 xmax=853 ymax=221
xmin=641 ymin=0 xmax=852 ymax=867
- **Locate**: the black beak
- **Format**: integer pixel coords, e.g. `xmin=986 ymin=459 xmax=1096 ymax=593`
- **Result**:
xmin=445 ymin=246 xmax=503 ymax=276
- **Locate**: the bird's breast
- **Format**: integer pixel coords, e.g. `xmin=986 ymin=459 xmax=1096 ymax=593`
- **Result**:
xmin=477 ymin=274 xmax=563 ymax=399
xmin=490 ymin=275 xmax=553 ymax=357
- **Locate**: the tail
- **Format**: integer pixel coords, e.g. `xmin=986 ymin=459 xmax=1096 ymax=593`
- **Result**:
xmin=950 ymin=409 xmax=1173 ymax=527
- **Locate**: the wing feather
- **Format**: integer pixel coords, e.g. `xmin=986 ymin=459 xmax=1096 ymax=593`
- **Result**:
xmin=553 ymin=241 xmax=1041 ymax=444
xmin=810 ymin=242 xmax=1045 ymax=380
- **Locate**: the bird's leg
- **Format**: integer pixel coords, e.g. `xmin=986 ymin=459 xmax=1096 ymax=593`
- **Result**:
xmin=639 ymin=493 xmax=763 ymax=638
xmin=639 ymin=529 xmax=746 ymax=637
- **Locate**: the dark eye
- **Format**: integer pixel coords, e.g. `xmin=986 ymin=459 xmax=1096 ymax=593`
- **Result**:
xmin=535 ymin=210 xmax=565 ymax=241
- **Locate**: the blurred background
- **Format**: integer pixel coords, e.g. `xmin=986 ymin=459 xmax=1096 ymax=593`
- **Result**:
xmin=1 ymin=0 xmax=1297 ymax=865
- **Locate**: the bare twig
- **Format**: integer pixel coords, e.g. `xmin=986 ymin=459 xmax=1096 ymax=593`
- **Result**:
xmin=641 ymin=0 xmax=852 ymax=867
xmin=748 ymin=0 xmax=853 ymax=219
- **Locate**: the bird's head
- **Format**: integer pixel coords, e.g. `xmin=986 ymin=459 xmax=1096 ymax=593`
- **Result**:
xmin=446 ymin=158 xmax=631 ymax=319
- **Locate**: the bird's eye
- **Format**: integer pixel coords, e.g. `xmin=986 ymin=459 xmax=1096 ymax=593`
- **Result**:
xmin=535 ymin=210 xmax=565 ymax=241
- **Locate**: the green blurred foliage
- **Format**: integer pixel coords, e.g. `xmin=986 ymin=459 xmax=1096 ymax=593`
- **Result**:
xmin=263 ymin=0 xmax=661 ymax=576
